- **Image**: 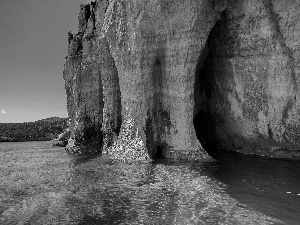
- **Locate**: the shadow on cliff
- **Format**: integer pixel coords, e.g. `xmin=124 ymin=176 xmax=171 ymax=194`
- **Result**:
xmin=145 ymin=57 xmax=173 ymax=159
xmin=74 ymin=112 xmax=103 ymax=153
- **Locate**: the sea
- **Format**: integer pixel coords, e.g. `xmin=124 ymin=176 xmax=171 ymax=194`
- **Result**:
xmin=0 ymin=141 xmax=300 ymax=225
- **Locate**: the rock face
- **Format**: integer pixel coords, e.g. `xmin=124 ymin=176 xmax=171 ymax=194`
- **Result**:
xmin=103 ymin=0 xmax=227 ymax=160
xmin=64 ymin=0 xmax=300 ymax=160
xmin=63 ymin=2 xmax=121 ymax=154
xmin=195 ymin=0 xmax=300 ymax=159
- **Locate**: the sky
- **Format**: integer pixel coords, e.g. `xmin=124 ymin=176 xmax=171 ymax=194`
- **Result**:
xmin=0 ymin=0 xmax=90 ymax=123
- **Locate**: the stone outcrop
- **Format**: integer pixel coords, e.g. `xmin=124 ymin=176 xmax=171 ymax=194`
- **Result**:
xmin=64 ymin=1 xmax=121 ymax=154
xmin=194 ymin=0 xmax=300 ymax=159
xmin=102 ymin=0 xmax=227 ymax=160
xmin=64 ymin=0 xmax=300 ymax=160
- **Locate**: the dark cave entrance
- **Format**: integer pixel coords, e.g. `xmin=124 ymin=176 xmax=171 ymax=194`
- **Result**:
xmin=193 ymin=18 xmax=224 ymax=156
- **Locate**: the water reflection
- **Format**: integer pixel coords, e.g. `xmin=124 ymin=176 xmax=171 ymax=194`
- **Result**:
xmin=0 ymin=143 xmax=290 ymax=224
xmin=210 ymin=150 xmax=300 ymax=224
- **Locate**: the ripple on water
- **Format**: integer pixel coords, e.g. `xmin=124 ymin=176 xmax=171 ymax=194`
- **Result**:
xmin=0 ymin=141 xmax=294 ymax=224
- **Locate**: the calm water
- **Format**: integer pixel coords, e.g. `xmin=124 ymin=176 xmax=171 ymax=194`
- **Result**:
xmin=0 ymin=141 xmax=300 ymax=225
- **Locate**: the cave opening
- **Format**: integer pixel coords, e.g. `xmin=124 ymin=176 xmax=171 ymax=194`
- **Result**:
xmin=193 ymin=16 xmax=224 ymax=157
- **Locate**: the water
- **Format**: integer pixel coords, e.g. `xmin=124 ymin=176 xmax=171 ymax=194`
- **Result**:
xmin=0 ymin=141 xmax=299 ymax=225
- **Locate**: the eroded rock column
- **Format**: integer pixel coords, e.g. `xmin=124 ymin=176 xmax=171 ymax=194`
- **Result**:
xmin=64 ymin=3 xmax=104 ymax=153
xmin=64 ymin=1 xmax=121 ymax=154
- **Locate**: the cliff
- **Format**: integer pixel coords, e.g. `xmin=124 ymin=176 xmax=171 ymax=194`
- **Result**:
xmin=63 ymin=2 xmax=122 ymax=154
xmin=194 ymin=0 xmax=300 ymax=159
xmin=64 ymin=0 xmax=300 ymax=160
xmin=0 ymin=117 xmax=67 ymax=142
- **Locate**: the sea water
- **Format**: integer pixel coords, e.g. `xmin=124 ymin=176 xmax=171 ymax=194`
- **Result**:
xmin=0 ymin=141 xmax=300 ymax=224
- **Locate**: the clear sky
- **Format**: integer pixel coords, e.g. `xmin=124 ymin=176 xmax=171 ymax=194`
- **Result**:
xmin=0 ymin=0 xmax=90 ymax=123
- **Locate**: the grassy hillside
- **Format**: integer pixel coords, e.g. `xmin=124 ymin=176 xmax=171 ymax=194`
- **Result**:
xmin=0 ymin=117 xmax=67 ymax=142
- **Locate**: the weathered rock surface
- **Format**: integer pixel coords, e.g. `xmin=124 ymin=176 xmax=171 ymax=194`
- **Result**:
xmin=103 ymin=0 xmax=227 ymax=160
xmin=64 ymin=2 xmax=121 ymax=154
xmin=195 ymin=0 xmax=300 ymax=159
xmin=64 ymin=0 xmax=300 ymax=160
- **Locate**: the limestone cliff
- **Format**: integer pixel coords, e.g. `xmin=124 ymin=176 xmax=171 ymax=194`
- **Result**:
xmin=64 ymin=0 xmax=300 ymax=160
xmin=195 ymin=0 xmax=300 ymax=159
xmin=102 ymin=0 xmax=228 ymax=160
xmin=63 ymin=1 xmax=121 ymax=154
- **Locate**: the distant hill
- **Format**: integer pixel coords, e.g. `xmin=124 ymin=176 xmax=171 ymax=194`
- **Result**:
xmin=0 ymin=117 xmax=68 ymax=142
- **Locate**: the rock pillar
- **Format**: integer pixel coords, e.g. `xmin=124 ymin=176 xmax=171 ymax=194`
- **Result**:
xmin=103 ymin=0 xmax=227 ymax=160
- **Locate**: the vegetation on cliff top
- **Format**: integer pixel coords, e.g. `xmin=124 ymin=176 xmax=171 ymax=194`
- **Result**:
xmin=0 ymin=117 xmax=67 ymax=142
